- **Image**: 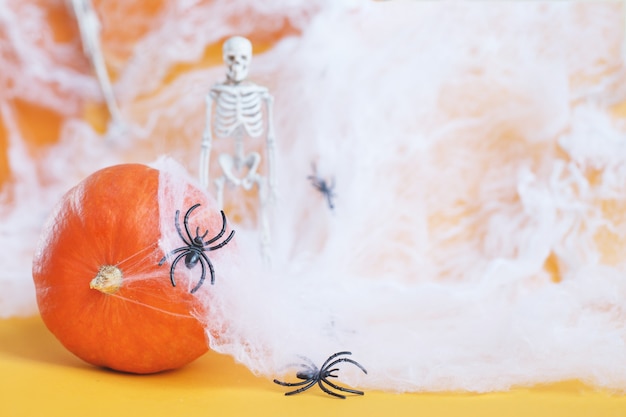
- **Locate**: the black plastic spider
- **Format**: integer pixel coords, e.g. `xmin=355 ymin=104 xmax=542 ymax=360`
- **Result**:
xmin=307 ymin=163 xmax=336 ymax=210
xmin=158 ymin=203 xmax=234 ymax=293
xmin=273 ymin=351 xmax=367 ymax=399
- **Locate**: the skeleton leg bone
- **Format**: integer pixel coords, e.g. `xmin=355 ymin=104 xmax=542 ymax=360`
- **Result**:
xmin=215 ymin=176 xmax=226 ymax=211
xmin=200 ymin=142 xmax=211 ymax=189
xmin=213 ymin=171 xmax=271 ymax=264
xmin=256 ymin=176 xmax=272 ymax=265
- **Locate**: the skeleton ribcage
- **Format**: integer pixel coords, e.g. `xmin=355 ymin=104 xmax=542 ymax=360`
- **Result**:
xmin=214 ymin=89 xmax=264 ymax=139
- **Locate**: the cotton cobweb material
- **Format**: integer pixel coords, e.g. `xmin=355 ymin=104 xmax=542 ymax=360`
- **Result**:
xmin=1 ymin=0 xmax=626 ymax=393
xmin=190 ymin=2 xmax=626 ymax=393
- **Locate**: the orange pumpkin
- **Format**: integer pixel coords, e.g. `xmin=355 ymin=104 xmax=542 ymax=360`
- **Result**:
xmin=32 ymin=163 xmax=231 ymax=374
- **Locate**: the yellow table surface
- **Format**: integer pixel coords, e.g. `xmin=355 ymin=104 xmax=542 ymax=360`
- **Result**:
xmin=1 ymin=316 xmax=625 ymax=417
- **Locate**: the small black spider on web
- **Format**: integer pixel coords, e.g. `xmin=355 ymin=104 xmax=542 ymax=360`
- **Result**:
xmin=307 ymin=162 xmax=336 ymax=210
xmin=158 ymin=203 xmax=235 ymax=293
xmin=273 ymin=351 xmax=367 ymax=399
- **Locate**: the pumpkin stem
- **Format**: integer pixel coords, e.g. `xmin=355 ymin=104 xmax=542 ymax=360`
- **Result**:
xmin=90 ymin=265 xmax=123 ymax=294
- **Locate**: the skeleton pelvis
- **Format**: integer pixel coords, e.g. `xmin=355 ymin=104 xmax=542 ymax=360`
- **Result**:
xmin=218 ymin=152 xmax=261 ymax=190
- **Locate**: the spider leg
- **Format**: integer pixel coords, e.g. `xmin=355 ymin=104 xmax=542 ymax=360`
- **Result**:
xmin=296 ymin=356 xmax=318 ymax=371
xmin=319 ymin=351 xmax=353 ymax=371
xmin=279 ymin=379 xmax=318 ymax=396
xmin=168 ymin=251 xmax=188 ymax=288
xmin=317 ymin=380 xmax=349 ymax=399
xmin=324 ymin=357 xmax=368 ymax=375
xmin=205 ymin=210 xmax=229 ymax=245
xmin=314 ymin=182 xmax=324 ymax=192
xmin=320 ymin=377 xmax=364 ymax=397
xmin=318 ymin=354 xmax=366 ymax=397
xmin=183 ymin=203 xmax=202 ymax=244
xmin=197 ymin=227 xmax=209 ymax=240
xmin=173 ymin=209 xmax=192 ymax=246
xmin=200 ymin=252 xmax=215 ymax=285
xmin=325 ymin=192 xmax=335 ymax=210
xmin=207 ymin=229 xmax=235 ymax=251
xmin=190 ymin=254 xmax=207 ymax=294
xmin=273 ymin=378 xmax=313 ymax=388
xmin=308 ymin=177 xmax=321 ymax=190
xmin=158 ymin=247 xmax=188 ymax=266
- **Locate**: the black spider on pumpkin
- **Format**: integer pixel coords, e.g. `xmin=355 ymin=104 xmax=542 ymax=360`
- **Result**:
xmin=158 ymin=203 xmax=234 ymax=293
xmin=273 ymin=351 xmax=367 ymax=399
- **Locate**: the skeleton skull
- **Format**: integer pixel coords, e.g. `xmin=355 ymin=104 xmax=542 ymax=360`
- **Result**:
xmin=223 ymin=36 xmax=252 ymax=84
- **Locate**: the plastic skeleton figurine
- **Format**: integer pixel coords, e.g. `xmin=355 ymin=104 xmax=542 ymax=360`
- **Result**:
xmin=68 ymin=0 xmax=123 ymax=125
xmin=199 ymin=36 xmax=277 ymax=261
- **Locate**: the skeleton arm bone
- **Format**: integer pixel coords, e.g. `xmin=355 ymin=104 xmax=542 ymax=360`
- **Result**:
xmin=199 ymin=92 xmax=216 ymax=188
xmin=68 ymin=0 xmax=122 ymax=125
xmin=69 ymin=0 xmax=101 ymax=58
